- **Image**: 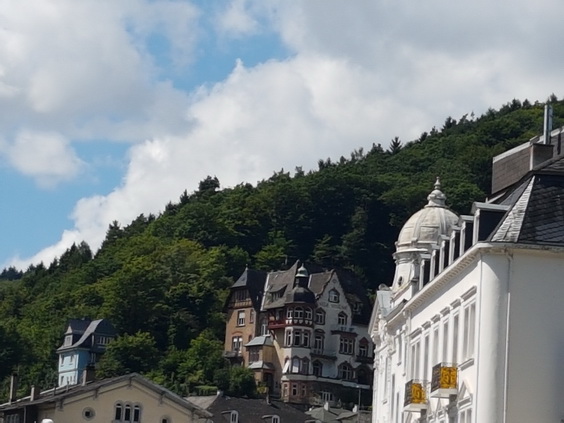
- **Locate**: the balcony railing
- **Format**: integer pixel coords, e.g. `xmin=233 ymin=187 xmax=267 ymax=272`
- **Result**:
xmin=311 ymin=348 xmax=337 ymax=359
xmin=404 ymin=380 xmax=428 ymax=412
xmin=330 ymin=325 xmax=356 ymax=334
xmin=267 ymin=319 xmax=287 ymax=329
xmin=223 ymin=350 xmax=243 ymax=359
xmin=355 ymin=354 xmax=372 ymax=364
xmin=431 ymin=363 xmax=458 ymax=398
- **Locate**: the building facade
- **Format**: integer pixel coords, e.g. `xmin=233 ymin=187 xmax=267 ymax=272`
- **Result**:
xmin=370 ymin=123 xmax=564 ymax=423
xmin=56 ymin=318 xmax=116 ymax=387
xmin=224 ymin=261 xmax=373 ymax=406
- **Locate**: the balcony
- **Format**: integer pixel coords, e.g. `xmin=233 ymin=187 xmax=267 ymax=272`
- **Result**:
xmin=267 ymin=319 xmax=287 ymax=329
xmin=311 ymin=348 xmax=337 ymax=359
xmin=431 ymin=363 xmax=458 ymax=398
xmin=330 ymin=325 xmax=356 ymax=334
xmin=403 ymin=380 xmax=428 ymax=412
xmin=223 ymin=350 xmax=243 ymax=360
xmin=355 ymin=354 xmax=372 ymax=364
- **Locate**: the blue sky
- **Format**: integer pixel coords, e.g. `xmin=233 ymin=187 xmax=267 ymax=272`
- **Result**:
xmin=2 ymin=0 xmax=564 ymax=269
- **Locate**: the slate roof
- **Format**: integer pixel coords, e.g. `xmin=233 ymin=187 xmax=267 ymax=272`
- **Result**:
xmin=229 ymin=267 xmax=267 ymax=309
xmin=57 ymin=318 xmax=116 ymax=353
xmin=203 ymin=394 xmax=312 ymax=422
xmin=490 ymin=155 xmax=564 ymax=245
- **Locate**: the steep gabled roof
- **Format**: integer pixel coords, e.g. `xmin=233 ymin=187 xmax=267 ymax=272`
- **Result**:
xmin=230 ymin=267 xmax=267 ymax=309
xmin=57 ymin=318 xmax=116 ymax=353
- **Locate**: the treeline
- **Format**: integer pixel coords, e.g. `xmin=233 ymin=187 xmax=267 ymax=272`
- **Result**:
xmin=0 ymin=97 xmax=560 ymax=399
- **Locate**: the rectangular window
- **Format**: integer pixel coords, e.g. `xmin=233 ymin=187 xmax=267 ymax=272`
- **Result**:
xmin=463 ymin=302 xmax=476 ymax=360
xmin=250 ymin=310 xmax=255 ymax=323
xmin=237 ymin=310 xmax=245 ymax=326
xmin=442 ymin=320 xmax=449 ymax=362
xmin=423 ymin=334 xmax=430 ymax=381
xmin=314 ymin=334 xmax=324 ymax=351
xmin=410 ymin=341 xmax=420 ymax=379
xmin=432 ymin=326 xmax=439 ymax=365
xmin=359 ymin=343 xmax=368 ymax=357
xmin=452 ymin=313 xmax=459 ymax=363
xmin=291 ymin=383 xmax=298 ymax=396
xmin=339 ymin=337 xmax=354 ymax=354
xmin=232 ymin=336 xmax=242 ymax=352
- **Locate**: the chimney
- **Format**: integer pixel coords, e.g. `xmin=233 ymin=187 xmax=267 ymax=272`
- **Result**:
xmin=9 ymin=373 xmax=18 ymax=404
xmin=30 ymin=385 xmax=40 ymax=401
xmin=543 ymin=104 xmax=553 ymax=144
xmin=82 ymin=365 xmax=96 ymax=386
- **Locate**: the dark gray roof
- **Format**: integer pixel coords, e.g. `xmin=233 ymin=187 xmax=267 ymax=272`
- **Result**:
xmin=57 ymin=318 xmax=116 ymax=353
xmin=229 ymin=268 xmax=267 ymax=309
xmin=205 ymin=395 xmax=312 ymax=422
xmin=490 ymin=155 xmax=564 ymax=245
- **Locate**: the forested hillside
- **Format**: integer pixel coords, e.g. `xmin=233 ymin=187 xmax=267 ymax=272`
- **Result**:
xmin=0 ymin=97 xmax=561 ymax=400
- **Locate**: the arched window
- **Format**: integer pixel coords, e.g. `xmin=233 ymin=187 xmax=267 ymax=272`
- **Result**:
xmin=272 ymin=416 xmax=280 ymax=423
xmin=114 ymin=403 xmax=123 ymax=421
xmin=230 ymin=410 xmax=239 ymax=423
xmin=292 ymin=357 xmax=300 ymax=373
xmin=133 ymin=405 xmax=141 ymax=423
xmin=301 ymin=358 xmax=310 ymax=375
xmin=124 ymin=404 xmax=131 ymax=422
xmin=313 ymin=331 xmax=324 ymax=352
xmin=338 ymin=312 xmax=348 ymax=326
xmin=312 ymin=360 xmax=323 ymax=377
xmin=315 ymin=309 xmax=325 ymax=325
xmin=305 ymin=307 xmax=313 ymax=320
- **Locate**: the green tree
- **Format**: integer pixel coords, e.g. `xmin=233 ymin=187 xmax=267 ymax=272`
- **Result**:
xmin=97 ymin=332 xmax=159 ymax=378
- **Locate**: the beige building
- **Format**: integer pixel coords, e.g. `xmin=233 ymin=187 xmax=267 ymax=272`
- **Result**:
xmin=0 ymin=373 xmax=212 ymax=423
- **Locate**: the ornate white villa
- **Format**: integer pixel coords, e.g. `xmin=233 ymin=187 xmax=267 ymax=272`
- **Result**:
xmin=370 ymin=112 xmax=564 ymax=423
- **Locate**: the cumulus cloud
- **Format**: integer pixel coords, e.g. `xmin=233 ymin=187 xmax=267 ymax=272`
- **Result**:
xmin=1 ymin=131 xmax=84 ymax=188
xmin=7 ymin=0 xmax=564 ymax=268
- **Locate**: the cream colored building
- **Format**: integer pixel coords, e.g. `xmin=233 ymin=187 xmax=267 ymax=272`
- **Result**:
xmin=0 ymin=373 xmax=212 ymax=423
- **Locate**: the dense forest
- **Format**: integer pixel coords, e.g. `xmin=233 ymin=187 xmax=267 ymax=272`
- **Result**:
xmin=0 ymin=96 xmax=562 ymax=400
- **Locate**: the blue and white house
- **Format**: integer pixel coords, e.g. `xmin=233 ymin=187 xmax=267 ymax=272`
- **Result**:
xmin=56 ymin=318 xmax=116 ymax=387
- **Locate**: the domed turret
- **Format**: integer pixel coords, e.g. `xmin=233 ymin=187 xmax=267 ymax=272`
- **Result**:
xmin=286 ymin=264 xmax=315 ymax=304
xmin=396 ymin=178 xmax=459 ymax=252
xmin=392 ymin=178 xmax=459 ymax=292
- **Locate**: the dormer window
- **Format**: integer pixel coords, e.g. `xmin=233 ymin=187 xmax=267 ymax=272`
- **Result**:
xmin=64 ymin=335 xmax=73 ymax=346
xmin=230 ymin=410 xmax=239 ymax=423
xmin=329 ymin=289 xmax=340 ymax=303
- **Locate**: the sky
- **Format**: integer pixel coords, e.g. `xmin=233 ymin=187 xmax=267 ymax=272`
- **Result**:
xmin=2 ymin=0 xmax=564 ymax=270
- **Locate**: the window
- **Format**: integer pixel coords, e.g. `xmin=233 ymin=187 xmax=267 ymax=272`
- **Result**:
xmin=286 ymin=308 xmax=293 ymax=319
xmin=232 ymin=336 xmax=242 ymax=352
xmin=462 ymin=302 xmax=476 ymax=360
xmin=339 ymin=337 xmax=354 ymax=355
xmin=312 ymin=360 xmax=323 ymax=376
xmin=321 ymin=391 xmax=333 ymax=402
xmin=291 ymin=383 xmax=298 ymax=396
xmin=410 ymin=340 xmax=420 ymax=380
xmin=358 ymin=341 xmax=368 ymax=357
xmin=115 ymin=403 xmax=122 ymax=421
xmin=133 ymin=405 xmax=141 ymax=423
xmin=338 ymin=312 xmax=348 ymax=326
xmin=249 ymin=348 xmax=259 ymax=362
xmin=314 ymin=333 xmax=324 ymax=352
xmin=329 ymin=289 xmax=339 ymax=303
xmin=301 ymin=383 xmax=307 ymax=397
xmin=459 ymin=408 xmax=472 ymax=423
xmin=292 ymin=357 xmax=300 ymax=373
xmin=452 ymin=314 xmax=459 ymax=363
xmin=161 ymin=418 xmax=170 ymax=423
xmin=285 ymin=330 xmax=292 ymax=347
xmin=64 ymin=334 xmax=73 ymax=346
xmin=338 ymin=363 xmax=354 ymax=380
xmin=301 ymin=358 xmax=310 ymax=374
xmin=442 ymin=320 xmax=449 ymax=362
xmin=229 ymin=410 xmax=239 ymax=423
xmin=423 ymin=334 xmax=430 ymax=381
xmin=272 ymin=416 xmax=280 ymax=423
xmin=432 ymin=326 xmax=439 ymax=365
xmin=305 ymin=308 xmax=313 ymax=320
xmin=250 ymin=310 xmax=255 ymax=323
xmin=294 ymin=307 xmax=304 ymax=319
xmin=260 ymin=318 xmax=268 ymax=335
xmin=315 ymin=309 xmax=325 ymax=325
xmin=303 ymin=330 xmax=310 ymax=347
xmin=286 ymin=329 xmax=311 ymax=347
xmin=83 ymin=407 xmax=95 ymax=420
xmin=352 ymin=302 xmax=362 ymax=314
xmin=237 ymin=310 xmax=245 ymax=326
xmin=124 ymin=404 xmax=131 ymax=422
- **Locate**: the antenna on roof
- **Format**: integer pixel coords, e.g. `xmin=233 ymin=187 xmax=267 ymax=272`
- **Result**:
xmin=543 ymin=103 xmax=553 ymax=144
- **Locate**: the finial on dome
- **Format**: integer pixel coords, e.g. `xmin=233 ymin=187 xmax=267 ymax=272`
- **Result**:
xmin=426 ymin=177 xmax=446 ymax=207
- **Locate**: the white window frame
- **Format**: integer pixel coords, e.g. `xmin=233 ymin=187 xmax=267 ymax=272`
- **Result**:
xmin=237 ymin=310 xmax=245 ymax=326
xmin=462 ymin=301 xmax=476 ymax=361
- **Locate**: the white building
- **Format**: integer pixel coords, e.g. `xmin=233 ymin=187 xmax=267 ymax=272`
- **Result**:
xmin=370 ymin=124 xmax=564 ymax=423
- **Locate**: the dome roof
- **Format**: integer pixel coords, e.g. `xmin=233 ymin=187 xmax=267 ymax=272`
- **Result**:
xmin=396 ymin=178 xmax=459 ymax=252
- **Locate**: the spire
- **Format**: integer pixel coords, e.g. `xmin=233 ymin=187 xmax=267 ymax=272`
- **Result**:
xmin=426 ymin=177 xmax=446 ymax=208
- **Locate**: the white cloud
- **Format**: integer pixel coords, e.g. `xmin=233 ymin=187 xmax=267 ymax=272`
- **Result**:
xmin=1 ymin=130 xmax=83 ymax=188
xmin=7 ymin=0 xmax=564 ymax=268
